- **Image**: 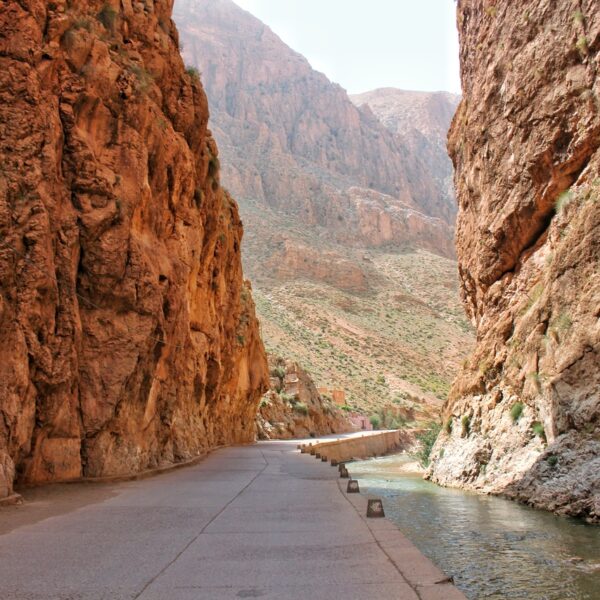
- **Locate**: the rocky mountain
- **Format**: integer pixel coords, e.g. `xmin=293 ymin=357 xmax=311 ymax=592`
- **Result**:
xmin=428 ymin=0 xmax=600 ymax=522
xmin=256 ymin=357 xmax=351 ymax=440
xmin=173 ymin=0 xmax=473 ymax=416
xmin=174 ymin=0 xmax=455 ymax=254
xmin=0 ymin=0 xmax=267 ymax=501
xmin=351 ymin=89 xmax=460 ymax=224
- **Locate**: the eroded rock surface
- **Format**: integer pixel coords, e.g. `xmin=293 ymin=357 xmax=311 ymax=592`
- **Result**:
xmin=428 ymin=0 xmax=600 ymax=522
xmin=0 ymin=0 xmax=268 ymax=498
xmin=256 ymin=357 xmax=352 ymax=440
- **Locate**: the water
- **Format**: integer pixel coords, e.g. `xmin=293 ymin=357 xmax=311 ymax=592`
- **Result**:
xmin=351 ymin=455 xmax=600 ymax=600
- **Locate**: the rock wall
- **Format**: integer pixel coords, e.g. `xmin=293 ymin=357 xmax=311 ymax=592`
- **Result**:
xmin=256 ymin=357 xmax=352 ymax=440
xmin=428 ymin=0 xmax=600 ymax=522
xmin=0 ymin=0 xmax=268 ymax=499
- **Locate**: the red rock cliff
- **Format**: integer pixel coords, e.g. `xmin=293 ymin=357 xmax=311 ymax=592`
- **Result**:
xmin=0 ymin=0 xmax=268 ymax=499
xmin=428 ymin=0 xmax=600 ymax=521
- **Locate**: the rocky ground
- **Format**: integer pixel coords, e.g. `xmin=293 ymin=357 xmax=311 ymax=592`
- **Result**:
xmin=256 ymin=357 xmax=351 ymax=440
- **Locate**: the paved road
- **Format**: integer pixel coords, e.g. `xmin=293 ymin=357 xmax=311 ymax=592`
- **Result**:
xmin=0 ymin=440 xmax=466 ymax=599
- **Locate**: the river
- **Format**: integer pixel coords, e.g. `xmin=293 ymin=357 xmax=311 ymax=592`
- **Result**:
xmin=350 ymin=454 xmax=600 ymax=600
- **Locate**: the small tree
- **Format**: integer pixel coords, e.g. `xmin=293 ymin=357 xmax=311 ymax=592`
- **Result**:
xmin=369 ymin=414 xmax=381 ymax=430
xmin=414 ymin=422 xmax=442 ymax=468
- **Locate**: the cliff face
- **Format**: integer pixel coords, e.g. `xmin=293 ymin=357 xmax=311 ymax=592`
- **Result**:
xmin=428 ymin=0 xmax=600 ymax=522
xmin=173 ymin=0 xmax=455 ymax=257
xmin=256 ymin=357 xmax=352 ymax=440
xmin=0 ymin=0 xmax=268 ymax=499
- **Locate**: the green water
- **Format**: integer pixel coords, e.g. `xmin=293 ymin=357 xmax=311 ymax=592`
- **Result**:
xmin=351 ymin=455 xmax=600 ymax=600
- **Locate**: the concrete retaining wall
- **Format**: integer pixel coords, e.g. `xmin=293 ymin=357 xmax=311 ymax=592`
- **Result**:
xmin=304 ymin=431 xmax=405 ymax=462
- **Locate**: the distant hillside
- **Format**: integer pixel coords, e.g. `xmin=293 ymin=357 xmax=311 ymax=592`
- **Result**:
xmin=352 ymin=88 xmax=460 ymax=224
xmin=174 ymin=0 xmax=455 ymax=254
xmin=173 ymin=0 xmax=474 ymax=415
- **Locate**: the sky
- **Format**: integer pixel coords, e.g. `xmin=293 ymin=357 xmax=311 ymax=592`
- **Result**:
xmin=233 ymin=0 xmax=461 ymax=95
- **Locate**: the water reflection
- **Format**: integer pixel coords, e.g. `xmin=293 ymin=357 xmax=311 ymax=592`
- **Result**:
xmin=351 ymin=455 xmax=600 ymax=600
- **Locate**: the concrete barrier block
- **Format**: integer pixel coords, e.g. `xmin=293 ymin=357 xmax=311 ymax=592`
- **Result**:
xmin=367 ymin=498 xmax=385 ymax=518
xmin=347 ymin=480 xmax=360 ymax=493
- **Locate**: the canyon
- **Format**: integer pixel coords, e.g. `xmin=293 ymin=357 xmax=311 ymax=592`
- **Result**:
xmin=0 ymin=0 xmax=268 ymax=500
xmin=428 ymin=0 xmax=600 ymax=522
xmin=174 ymin=0 xmax=473 ymax=416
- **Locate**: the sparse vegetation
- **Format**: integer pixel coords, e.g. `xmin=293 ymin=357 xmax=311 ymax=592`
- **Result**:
xmin=573 ymin=10 xmax=585 ymax=25
xmin=461 ymin=415 xmax=471 ymax=437
xmin=552 ymin=312 xmax=572 ymax=335
xmin=186 ymin=66 xmax=201 ymax=82
xmin=130 ymin=64 xmax=154 ymax=94
xmin=531 ymin=421 xmax=546 ymax=442
xmin=576 ymin=35 xmax=589 ymax=57
xmin=555 ymin=190 xmax=573 ymax=213
xmin=249 ymin=246 xmax=474 ymax=417
xmin=510 ymin=402 xmax=524 ymax=423
xmin=547 ymin=455 xmax=559 ymax=467
xmin=270 ymin=366 xmax=286 ymax=380
xmin=293 ymin=401 xmax=309 ymax=416
xmin=444 ymin=417 xmax=453 ymax=435
xmin=97 ymin=3 xmax=117 ymax=33
xmin=414 ymin=422 xmax=442 ymax=468
xmin=280 ymin=392 xmax=295 ymax=404
xmin=369 ymin=414 xmax=381 ymax=430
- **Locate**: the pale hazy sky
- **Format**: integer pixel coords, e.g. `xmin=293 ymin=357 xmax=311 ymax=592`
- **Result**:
xmin=233 ymin=0 xmax=461 ymax=94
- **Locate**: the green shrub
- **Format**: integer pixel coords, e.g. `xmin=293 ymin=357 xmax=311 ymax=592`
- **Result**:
xmin=576 ymin=35 xmax=589 ymax=57
xmin=130 ymin=64 xmax=153 ymax=93
xmin=294 ymin=402 xmax=309 ymax=416
xmin=369 ymin=414 xmax=381 ymax=430
xmin=414 ymin=422 xmax=442 ymax=468
xmin=510 ymin=402 xmax=524 ymax=422
xmin=97 ymin=3 xmax=117 ymax=33
xmin=340 ymin=405 xmax=351 ymax=412
xmin=555 ymin=190 xmax=573 ymax=213
xmin=270 ymin=366 xmax=285 ymax=380
xmin=280 ymin=392 xmax=295 ymax=404
xmin=547 ymin=455 xmax=559 ymax=467
xmin=208 ymin=155 xmax=220 ymax=179
xmin=461 ymin=415 xmax=471 ymax=437
xmin=259 ymin=397 xmax=270 ymax=408
xmin=186 ymin=66 xmax=201 ymax=82
xmin=444 ymin=417 xmax=453 ymax=435
xmin=531 ymin=421 xmax=546 ymax=442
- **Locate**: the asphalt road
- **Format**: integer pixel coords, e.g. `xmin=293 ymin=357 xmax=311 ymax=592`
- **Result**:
xmin=0 ymin=439 xmax=466 ymax=599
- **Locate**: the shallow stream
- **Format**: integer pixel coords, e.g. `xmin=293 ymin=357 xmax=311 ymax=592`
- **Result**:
xmin=351 ymin=455 xmax=600 ymax=600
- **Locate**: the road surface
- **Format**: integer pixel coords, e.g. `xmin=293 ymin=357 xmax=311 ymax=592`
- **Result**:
xmin=0 ymin=439 xmax=466 ymax=599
